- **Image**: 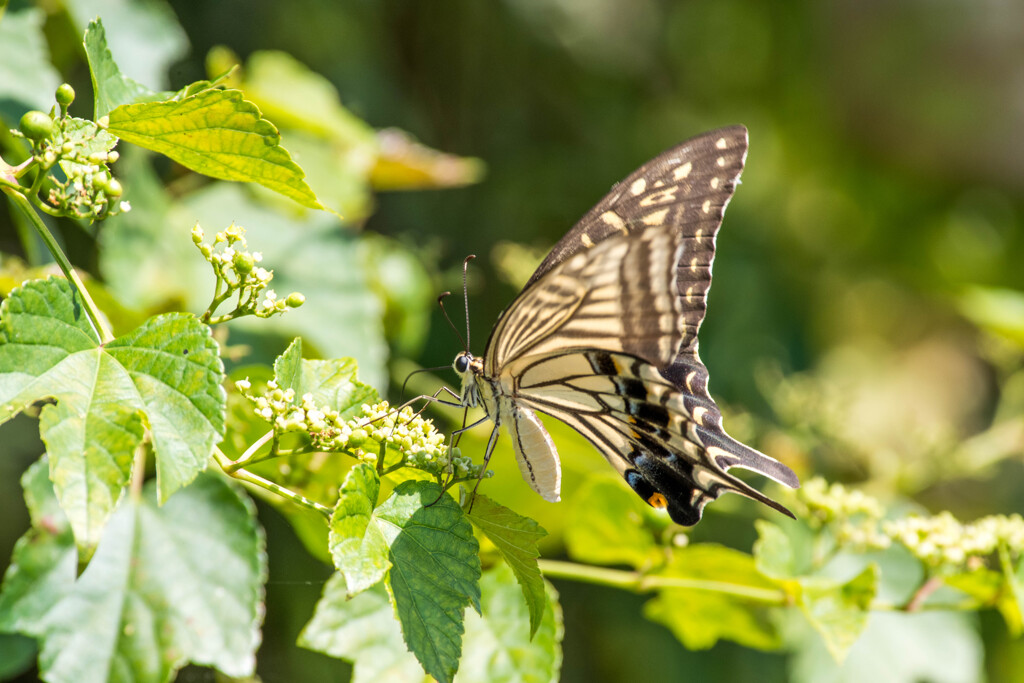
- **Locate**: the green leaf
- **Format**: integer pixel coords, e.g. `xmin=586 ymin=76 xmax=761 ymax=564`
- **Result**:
xmin=379 ymin=481 xmax=481 ymax=683
xmin=789 ymin=610 xmax=982 ymax=683
xmin=0 ymin=278 xmax=225 ymax=560
xmin=301 ymin=565 xmax=563 ymax=683
xmin=84 ymin=18 xmax=159 ymax=119
xmin=107 ymin=89 xmax=326 ymax=211
xmin=466 ymin=494 xmax=548 ymax=637
xmin=564 ymin=475 xmax=662 ymax=569
xmin=455 ymin=563 xmax=563 ymax=683
xmin=643 ymin=544 xmax=785 ymax=651
xmin=299 ymin=579 xmax=429 ymax=683
xmin=65 ymin=0 xmax=188 ymax=90
xmin=800 ymin=564 xmax=879 ymax=663
xmin=274 ymin=338 xmax=378 ymax=419
xmin=329 ymin=464 xmax=390 ymax=596
xmin=0 ymin=8 xmax=61 ymax=111
xmin=0 ymin=460 xmax=266 ymax=683
xmin=753 ymin=518 xmax=815 ymax=580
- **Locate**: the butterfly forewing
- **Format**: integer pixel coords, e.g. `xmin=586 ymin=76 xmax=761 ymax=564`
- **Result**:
xmin=465 ymin=125 xmax=798 ymax=526
xmin=525 ymin=125 xmax=748 ymax=360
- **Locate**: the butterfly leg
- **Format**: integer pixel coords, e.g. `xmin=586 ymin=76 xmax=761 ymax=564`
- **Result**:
xmin=465 ymin=423 xmax=501 ymax=513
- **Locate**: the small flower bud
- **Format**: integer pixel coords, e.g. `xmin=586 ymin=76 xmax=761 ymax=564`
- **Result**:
xmin=285 ymin=292 xmax=305 ymax=308
xmin=233 ymin=251 xmax=254 ymax=275
xmin=56 ymin=84 xmax=76 ymax=106
xmin=20 ymin=111 xmax=55 ymax=141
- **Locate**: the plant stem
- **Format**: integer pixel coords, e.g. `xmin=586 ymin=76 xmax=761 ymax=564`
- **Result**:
xmin=224 ymin=430 xmax=275 ymax=472
xmin=212 ymin=447 xmax=332 ymax=518
xmin=1 ymin=187 xmax=113 ymax=342
xmin=536 ymin=559 xmax=789 ymax=604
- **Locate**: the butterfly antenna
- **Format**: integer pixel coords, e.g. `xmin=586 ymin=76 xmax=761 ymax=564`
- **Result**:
xmin=400 ymin=364 xmax=452 ymax=403
xmin=437 ymin=292 xmax=467 ymax=351
xmin=462 ymin=255 xmax=475 ymax=352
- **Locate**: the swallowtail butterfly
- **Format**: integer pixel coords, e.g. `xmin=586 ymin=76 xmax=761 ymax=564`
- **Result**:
xmin=453 ymin=126 xmax=799 ymax=525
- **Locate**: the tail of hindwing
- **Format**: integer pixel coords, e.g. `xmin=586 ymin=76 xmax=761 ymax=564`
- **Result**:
xmin=516 ymin=350 xmax=799 ymax=525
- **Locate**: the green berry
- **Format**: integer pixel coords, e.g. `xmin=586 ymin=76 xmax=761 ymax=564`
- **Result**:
xmin=56 ymin=84 xmax=76 ymax=106
xmin=285 ymin=292 xmax=306 ymax=308
xmin=19 ymin=111 xmax=55 ymax=141
xmin=233 ymin=251 xmax=255 ymax=275
xmin=104 ymin=178 xmax=123 ymax=197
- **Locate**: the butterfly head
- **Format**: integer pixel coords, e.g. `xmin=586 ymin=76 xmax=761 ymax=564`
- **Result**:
xmin=452 ymin=351 xmax=485 ymax=408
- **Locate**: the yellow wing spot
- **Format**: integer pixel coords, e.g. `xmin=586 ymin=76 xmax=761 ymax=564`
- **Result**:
xmin=600 ymin=210 xmax=629 ymax=234
xmin=581 ymin=233 xmax=595 ymax=248
xmin=642 ymin=208 xmax=670 ymax=226
xmin=653 ymin=180 xmax=666 ymax=188
xmin=710 ymin=177 xmax=720 ymax=189
xmin=690 ymin=257 xmax=700 ymax=272
xmin=716 ymin=156 xmax=726 ymax=167
xmin=685 ymin=370 xmax=697 ymax=393
xmin=693 ymin=406 xmax=708 ymax=426
xmin=695 ymin=228 xmax=704 ymax=241
xmin=640 ymin=187 xmax=679 ymax=206
xmin=648 ymin=492 xmax=668 ymax=509
xmin=673 ymin=161 xmax=692 ymax=180
xmin=630 ymin=178 xmax=647 ymax=195
xmin=715 ymin=137 xmax=728 ymax=150
xmin=701 ymin=199 xmax=712 ymax=214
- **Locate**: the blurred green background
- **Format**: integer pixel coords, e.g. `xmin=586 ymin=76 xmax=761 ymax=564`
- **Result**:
xmin=2 ymin=0 xmax=1024 ymax=680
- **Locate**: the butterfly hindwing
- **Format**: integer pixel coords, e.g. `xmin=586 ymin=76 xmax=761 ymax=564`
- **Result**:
xmin=507 ymin=349 xmax=797 ymax=525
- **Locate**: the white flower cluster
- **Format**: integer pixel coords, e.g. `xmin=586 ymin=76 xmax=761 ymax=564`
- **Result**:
xmin=194 ymin=223 xmax=304 ymax=320
xmin=235 ymin=382 xmax=490 ymax=480
xmin=797 ymin=477 xmax=890 ymax=550
xmin=355 ymin=402 xmax=491 ymax=480
xmin=884 ymin=512 xmax=1024 ymax=569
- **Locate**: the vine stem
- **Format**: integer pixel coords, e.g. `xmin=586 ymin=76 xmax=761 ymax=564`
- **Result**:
xmin=536 ymin=559 xmax=789 ymax=604
xmin=212 ymin=446 xmax=332 ymax=518
xmin=1 ymin=187 xmax=113 ymax=343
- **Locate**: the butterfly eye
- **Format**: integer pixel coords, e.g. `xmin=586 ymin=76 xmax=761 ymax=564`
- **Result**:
xmin=453 ymin=353 xmax=470 ymax=374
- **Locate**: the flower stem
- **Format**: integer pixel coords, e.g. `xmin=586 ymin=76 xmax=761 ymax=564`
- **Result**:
xmin=536 ymin=559 xmax=789 ymax=604
xmin=1 ymin=187 xmax=112 ymax=342
xmin=212 ymin=447 xmax=332 ymax=518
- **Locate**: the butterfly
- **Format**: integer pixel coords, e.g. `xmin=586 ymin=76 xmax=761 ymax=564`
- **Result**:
xmin=452 ymin=125 xmax=800 ymax=525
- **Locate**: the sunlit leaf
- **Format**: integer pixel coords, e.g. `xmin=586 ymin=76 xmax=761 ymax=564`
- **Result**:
xmin=329 ymin=464 xmax=389 ymax=597
xmin=957 ymin=286 xmax=1024 ymax=348
xmin=273 ymin=338 xmax=378 ymax=419
xmin=643 ymin=544 xmax=784 ymax=651
xmin=65 ymin=0 xmax=188 ymax=89
xmin=455 ymin=563 xmax=563 ymax=683
xmin=565 ymin=475 xmax=663 ymax=569
xmin=0 ymin=461 xmax=265 ymax=683
xmin=0 ymin=278 xmax=225 ymax=561
xmin=107 ymin=89 xmax=326 ymax=211
xmin=83 ymin=19 xmax=158 ymax=119
xmin=800 ymin=564 xmax=878 ymax=663
xmin=299 ymin=579 xmax=428 ymax=683
xmin=789 ymin=610 xmax=982 ymax=683
xmin=466 ymin=494 xmax=548 ymax=636
xmin=371 ymin=129 xmax=485 ymax=190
